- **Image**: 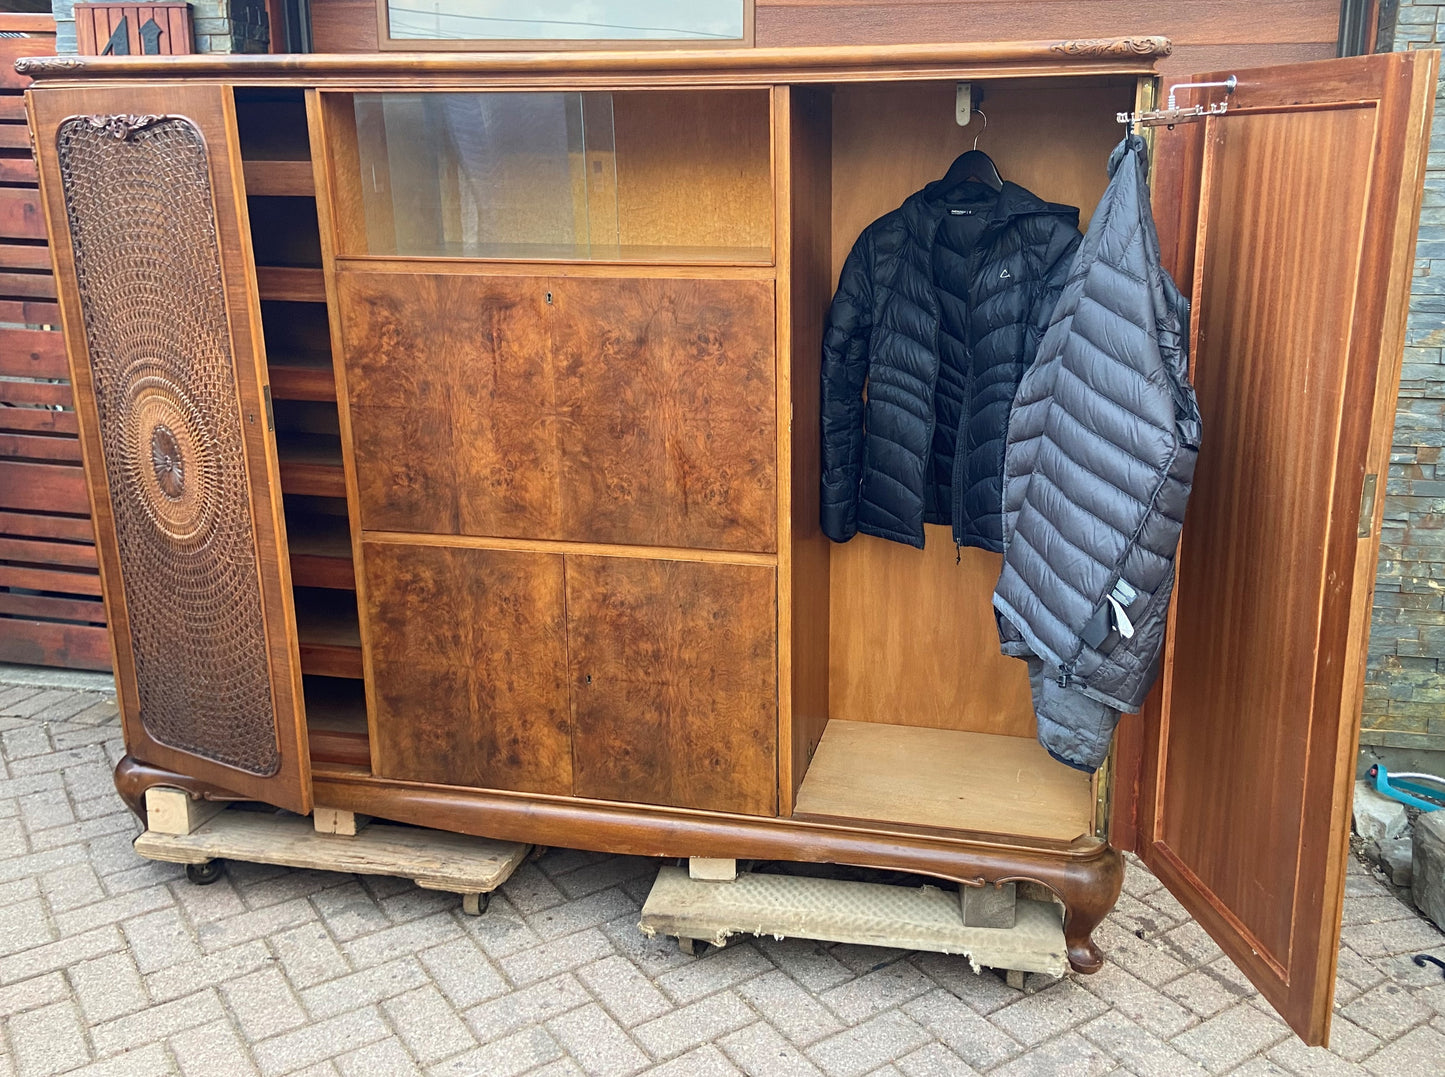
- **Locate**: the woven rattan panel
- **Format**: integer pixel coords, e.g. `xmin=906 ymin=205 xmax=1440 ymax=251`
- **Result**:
xmin=56 ymin=114 xmax=281 ymax=776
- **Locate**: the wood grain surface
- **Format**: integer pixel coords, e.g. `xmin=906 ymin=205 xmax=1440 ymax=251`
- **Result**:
xmin=567 ymin=555 xmax=777 ymax=816
xmin=338 ymin=271 xmax=777 ymax=552
xmin=1138 ymin=51 xmax=1437 ymax=1046
xmin=794 ymin=720 xmax=1093 ymax=842
xmin=363 ymin=541 xmax=573 ymax=794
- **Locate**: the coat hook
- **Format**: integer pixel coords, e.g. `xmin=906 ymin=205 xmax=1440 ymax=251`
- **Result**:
xmin=972 ymin=108 xmax=988 ymax=150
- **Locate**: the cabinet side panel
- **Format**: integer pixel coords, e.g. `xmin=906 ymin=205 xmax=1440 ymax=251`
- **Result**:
xmin=54 ymin=115 xmax=281 ymax=776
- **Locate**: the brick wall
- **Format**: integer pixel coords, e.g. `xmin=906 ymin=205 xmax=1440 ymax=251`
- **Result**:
xmin=1367 ymin=3 xmax=1445 ymax=759
xmin=51 ymin=0 xmax=269 ymax=54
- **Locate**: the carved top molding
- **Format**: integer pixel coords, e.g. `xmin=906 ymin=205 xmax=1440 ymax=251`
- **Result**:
xmin=77 ymin=114 xmax=170 ymax=140
xmin=14 ymin=55 xmax=84 ymax=75
xmin=13 ymin=38 xmax=1172 ymax=85
xmin=1051 ymin=37 xmax=1173 ymax=58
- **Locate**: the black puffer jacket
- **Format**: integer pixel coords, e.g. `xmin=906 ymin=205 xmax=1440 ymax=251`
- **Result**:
xmin=821 ymin=176 xmax=1082 ymax=550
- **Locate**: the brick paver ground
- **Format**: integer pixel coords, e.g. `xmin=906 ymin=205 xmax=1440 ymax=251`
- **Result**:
xmin=1 ymin=673 xmax=1443 ymax=1077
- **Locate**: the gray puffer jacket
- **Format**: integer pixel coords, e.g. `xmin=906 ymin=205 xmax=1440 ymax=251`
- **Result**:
xmin=993 ymin=135 xmax=1201 ymax=772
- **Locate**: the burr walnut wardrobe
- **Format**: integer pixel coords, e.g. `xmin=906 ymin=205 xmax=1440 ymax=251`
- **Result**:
xmin=19 ymin=38 xmax=1434 ymax=1045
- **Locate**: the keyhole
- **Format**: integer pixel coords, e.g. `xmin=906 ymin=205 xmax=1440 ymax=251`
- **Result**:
xmin=545 ymin=291 xmax=553 ymax=304
xmin=585 ymin=674 xmax=592 ymax=684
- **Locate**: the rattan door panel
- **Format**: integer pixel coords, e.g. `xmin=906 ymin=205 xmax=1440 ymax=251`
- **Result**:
xmin=29 ymin=86 xmax=311 ymax=813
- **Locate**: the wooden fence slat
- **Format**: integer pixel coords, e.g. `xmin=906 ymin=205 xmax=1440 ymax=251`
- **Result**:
xmin=0 ymin=563 xmax=102 ymax=597
xmin=0 ymin=271 xmax=58 ymax=301
xmin=0 ymin=328 xmax=67 ymax=379
xmin=0 ymin=125 xmax=31 ymax=151
xmin=0 ymin=299 xmax=60 ymax=324
xmin=0 ymin=96 xmax=26 ymax=125
xmin=0 ymin=461 xmax=90 ymax=514
xmin=0 ymin=535 xmax=97 ymax=569
xmin=0 ymin=379 xmax=72 ymax=407
xmin=0 ymin=409 xmax=79 ymax=436
xmin=0 ymin=157 xmax=39 ymax=185
xmin=0 ymin=244 xmax=52 ymax=272
xmin=0 ymin=188 xmax=46 ymax=241
xmin=0 ymin=511 xmax=94 ymax=543
xmin=0 ymin=432 xmax=82 ymax=463
xmin=0 ymin=592 xmax=105 ymax=624
xmin=0 ymin=620 xmax=112 ymax=671
xmin=0 ymin=39 xmax=46 ymax=90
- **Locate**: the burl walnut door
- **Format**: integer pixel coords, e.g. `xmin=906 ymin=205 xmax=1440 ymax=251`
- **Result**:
xmin=1138 ymin=50 xmax=1437 ymax=1045
xmin=362 ymin=541 xmax=571 ymax=794
xmin=28 ymin=86 xmax=311 ymax=811
xmin=337 ymin=270 xmax=776 ymax=552
xmin=567 ymin=556 xmax=777 ymax=816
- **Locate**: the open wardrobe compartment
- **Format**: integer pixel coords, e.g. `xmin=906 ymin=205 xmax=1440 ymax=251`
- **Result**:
xmin=19 ymin=38 xmax=1435 ymax=1045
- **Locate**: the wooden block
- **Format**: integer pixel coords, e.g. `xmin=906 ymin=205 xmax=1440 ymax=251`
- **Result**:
xmin=145 ymin=787 xmax=224 ymax=836
xmin=689 ymin=857 xmax=737 ymax=882
xmin=1005 ymin=968 xmax=1027 ymax=990
xmin=313 ymin=807 xmax=370 ymax=836
xmin=961 ymin=882 xmax=1017 ymax=929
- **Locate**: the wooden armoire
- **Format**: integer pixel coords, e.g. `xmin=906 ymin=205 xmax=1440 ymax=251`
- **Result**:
xmin=19 ymin=37 xmax=1434 ymax=1045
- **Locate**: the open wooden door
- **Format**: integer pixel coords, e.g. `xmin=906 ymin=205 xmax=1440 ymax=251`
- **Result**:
xmin=1137 ymin=50 xmax=1436 ymax=1045
xmin=28 ymin=84 xmax=312 ymax=813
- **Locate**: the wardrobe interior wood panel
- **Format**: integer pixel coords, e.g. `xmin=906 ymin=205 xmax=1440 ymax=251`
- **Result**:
xmin=784 ymin=84 xmax=833 ymax=807
xmin=363 ymin=541 xmax=573 ymax=793
xmin=794 ymin=720 xmax=1094 ymax=841
xmin=611 ymin=91 xmax=774 ymax=256
xmin=819 ymin=77 xmax=1131 ymax=740
xmin=829 ymin=540 xmax=1036 ymax=735
xmin=567 ymin=556 xmax=778 ymax=816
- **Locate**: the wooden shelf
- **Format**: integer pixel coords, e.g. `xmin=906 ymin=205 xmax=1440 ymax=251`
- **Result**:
xmin=793 ymin=721 xmax=1095 ymax=843
xmin=288 ymin=512 xmax=354 ymax=590
xmin=269 ymin=354 xmax=337 ymax=402
xmin=295 ymin=588 xmax=362 ymax=679
xmin=304 ymin=675 xmax=369 ymax=768
xmin=257 ymin=266 xmax=326 ymax=302
xmin=277 ymin=433 xmax=345 ymax=498
xmin=243 ymin=160 xmax=316 ymax=198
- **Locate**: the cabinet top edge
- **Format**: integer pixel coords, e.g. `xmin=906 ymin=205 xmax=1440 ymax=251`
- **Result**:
xmin=14 ymin=37 xmax=1169 ymax=85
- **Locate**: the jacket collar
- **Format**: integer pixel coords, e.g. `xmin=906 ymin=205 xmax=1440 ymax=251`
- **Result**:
xmin=913 ymin=176 xmax=1078 ymax=228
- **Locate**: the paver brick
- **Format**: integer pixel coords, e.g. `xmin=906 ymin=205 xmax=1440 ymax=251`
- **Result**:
xmin=430 ymin=1026 xmax=563 ymax=1077
xmin=90 ymin=988 xmax=226 ymax=1057
xmin=653 ymin=942 xmax=773 ymax=1005
xmin=300 ymin=955 xmax=430 ymax=1020
xmin=987 ymin=1031 xmax=1114 ymax=1077
xmin=462 ymin=973 xmax=591 ymax=1043
xmin=1168 ymin=1001 xmax=1292 ymax=1075
xmin=545 ymin=1001 xmax=651 ymax=1076
xmin=819 ymin=958 xmax=935 ymax=1024
xmin=144 ymin=939 xmax=273 ymax=1003
xmin=270 ymin=924 xmax=352 ymax=990
xmin=381 ymin=983 xmax=477 ymax=1064
xmin=641 ymin=1043 xmax=743 ymax=1076
xmin=805 ymin=1009 xmax=932 ymax=1077
xmin=987 ymin=979 xmax=1111 ymax=1047
xmin=418 ymin=938 xmax=509 ymax=1010
xmin=339 ymin=912 xmax=462 ymax=970
xmin=169 ymin=1017 xmax=259 ymax=1077
xmin=6 ymin=999 xmax=90 ymax=1077
xmin=224 ymin=966 xmax=311 ymax=1040
xmin=0 ymin=973 xmax=68 ymax=1017
xmin=335 ymin=1037 xmax=423 ymax=1077
xmin=734 ymin=968 xmax=845 ymax=1047
xmin=718 ymin=1020 xmax=827 ymax=1076
xmin=69 ymin=951 xmax=147 ymax=1024
xmin=631 ymin=990 xmax=755 ymax=1060
xmin=576 ymin=954 xmax=673 ymax=1028
xmin=894 ymin=1042 xmax=983 ymax=1076
xmin=496 ymin=927 xmax=614 ymax=986
xmin=901 ymin=988 xmax=1022 ymax=1071
xmin=250 ymin=1005 xmax=390 ymax=1077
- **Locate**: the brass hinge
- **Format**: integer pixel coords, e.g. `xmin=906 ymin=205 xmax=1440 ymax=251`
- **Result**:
xmin=1358 ymin=473 xmax=1378 ymax=538
xmin=262 ymin=385 xmax=275 ymax=432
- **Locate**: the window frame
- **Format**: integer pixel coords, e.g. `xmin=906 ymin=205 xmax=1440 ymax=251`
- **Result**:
xmin=375 ymin=0 xmax=755 ymax=51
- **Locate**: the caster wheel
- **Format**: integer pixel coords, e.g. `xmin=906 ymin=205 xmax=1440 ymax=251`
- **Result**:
xmin=186 ymin=860 xmax=224 ymax=886
xmin=461 ymin=892 xmax=490 ymax=916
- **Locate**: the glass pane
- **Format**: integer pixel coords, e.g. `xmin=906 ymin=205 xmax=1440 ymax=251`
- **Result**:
xmin=387 ymin=0 xmax=745 ymax=43
xmin=347 ymin=90 xmax=773 ymax=263
xmin=354 ymin=92 xmax=618 ymax=259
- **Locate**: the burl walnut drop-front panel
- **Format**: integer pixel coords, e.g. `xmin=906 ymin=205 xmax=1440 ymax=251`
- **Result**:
xmin=337 ymin=272 xmax=778 ymax=553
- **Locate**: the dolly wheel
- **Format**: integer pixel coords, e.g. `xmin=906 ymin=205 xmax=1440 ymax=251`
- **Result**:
xmin=461 ymin=892 xmax=490 ymax=916
xmin=186 ymin=860 xmax=224 ymax=886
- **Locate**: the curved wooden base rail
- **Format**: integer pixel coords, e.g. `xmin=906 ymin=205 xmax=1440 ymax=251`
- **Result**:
xmin=115 ymin=753 xmax=1123 ymax=973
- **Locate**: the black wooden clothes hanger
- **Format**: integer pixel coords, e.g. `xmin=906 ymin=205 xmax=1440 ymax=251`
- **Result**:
xmin=938 ymin=108 xmax=1003 ymax=192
